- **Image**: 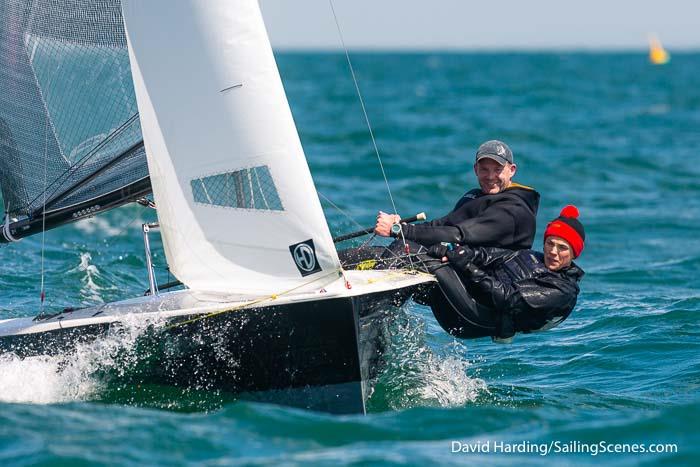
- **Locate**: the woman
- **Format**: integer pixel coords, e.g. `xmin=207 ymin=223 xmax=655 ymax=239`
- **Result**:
xmin=428 ymin=205 xmax=585 ymax=343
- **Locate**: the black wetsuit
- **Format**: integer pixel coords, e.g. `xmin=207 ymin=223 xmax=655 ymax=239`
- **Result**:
xmin=397 ymin=183 xmax=540 ymax=249
xmin=430 ymin=246 xmax=584 ymax=340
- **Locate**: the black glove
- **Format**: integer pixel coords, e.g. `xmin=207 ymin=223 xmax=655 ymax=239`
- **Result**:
xmin=427 ymin=243 xmax=451 ymax=259
xmin=445 ymin=245 xmax=476 ymax=270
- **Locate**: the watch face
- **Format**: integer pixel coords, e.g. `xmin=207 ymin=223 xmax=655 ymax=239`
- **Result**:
xmin=391 ymin=223 xmax=401 ymax=234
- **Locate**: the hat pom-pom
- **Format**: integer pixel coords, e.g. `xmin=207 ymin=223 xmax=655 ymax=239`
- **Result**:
xmin=560 ymin=205 xmax=579 ymax=218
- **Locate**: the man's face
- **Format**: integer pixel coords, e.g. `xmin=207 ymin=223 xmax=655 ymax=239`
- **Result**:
xmin=474 ymin=158 xmax=516 ymax=194
xmin=544 ymin=236 xmax=573 ymax=271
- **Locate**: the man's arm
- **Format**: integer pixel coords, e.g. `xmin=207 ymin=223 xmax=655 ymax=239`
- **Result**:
xmin=374 ymin=210 xmax=457 ymax=240
xmin=373 ymin=190 xmax=479 ymax=242
xmin=401 ymin=198 xmax=518 ymax=247
xmin=430 ymin=245 xmax=514 ymax=271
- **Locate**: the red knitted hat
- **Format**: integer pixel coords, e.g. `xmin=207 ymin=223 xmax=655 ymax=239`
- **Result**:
xmin=544 ymin=205 xmax=585 ymax=258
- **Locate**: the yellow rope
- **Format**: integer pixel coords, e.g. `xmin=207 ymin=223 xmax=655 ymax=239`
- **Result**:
xmin=165 ymin=265 xmax=432 ymax=330
xmin=166 ymin=269 xmax=343 ymax=329
xmin=364 ymin=269 xmax=431 ymax=284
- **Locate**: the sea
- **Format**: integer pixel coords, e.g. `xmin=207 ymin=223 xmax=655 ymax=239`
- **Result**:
xmin=1 ymin=52 xmax=699 ymax=466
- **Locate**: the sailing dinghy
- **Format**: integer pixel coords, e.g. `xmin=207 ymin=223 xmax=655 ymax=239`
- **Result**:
xmin=0 ymin=0 xmax=434 ymax=414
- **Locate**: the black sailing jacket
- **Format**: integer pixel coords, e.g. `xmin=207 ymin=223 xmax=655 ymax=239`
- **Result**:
xmin=399 ymin=183 xmax=540 ymax=249
xmin=445 ymin=246 xmax=584 ymax=337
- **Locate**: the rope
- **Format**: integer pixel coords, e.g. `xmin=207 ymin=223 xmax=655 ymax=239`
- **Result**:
xmin=165 ymin=262 xmax=433 ymax=331
xmin=363 ymin=269 xmax=433 ymax=285
xmin=342 ymin=252 xmax=438 ymax=273
xmin=166 ymin=269 xmax=344 ymax=329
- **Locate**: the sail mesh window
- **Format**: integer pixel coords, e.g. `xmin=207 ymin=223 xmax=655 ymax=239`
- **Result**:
xmin=191 ymin=166 xmax=283 ymax=211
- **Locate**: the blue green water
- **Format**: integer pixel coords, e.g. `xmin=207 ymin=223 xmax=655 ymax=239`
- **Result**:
xmin=1 ymin=53 xmax=699 ymax=465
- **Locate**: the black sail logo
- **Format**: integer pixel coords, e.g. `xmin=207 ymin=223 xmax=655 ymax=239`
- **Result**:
xmin=289 ymin=239 xmax=322 ymax=276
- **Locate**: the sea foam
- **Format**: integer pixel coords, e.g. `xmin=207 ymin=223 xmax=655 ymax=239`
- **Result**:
xmin=0 ymin=313 xmax=166 ymax=405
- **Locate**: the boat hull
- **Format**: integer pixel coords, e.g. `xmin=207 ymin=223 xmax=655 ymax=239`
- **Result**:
xmin=0 ymin=284 xmax=425 ymax=414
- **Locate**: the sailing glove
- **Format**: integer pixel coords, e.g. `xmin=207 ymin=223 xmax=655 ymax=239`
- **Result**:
xmin=444 ymin=246 xmax=476 ymax=270
xmin=427 ymin=242 xmax=454 ymax=259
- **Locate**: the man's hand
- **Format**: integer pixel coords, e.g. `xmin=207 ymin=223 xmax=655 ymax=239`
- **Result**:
xmin=374 ymin=211 xmax=401 ymax=237
xmin=428 ymin=243 xmax=452 ymax=262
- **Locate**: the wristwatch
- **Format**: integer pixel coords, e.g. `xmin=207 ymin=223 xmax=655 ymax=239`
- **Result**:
xmin=390 ymin=222 xmax=402 ymax=236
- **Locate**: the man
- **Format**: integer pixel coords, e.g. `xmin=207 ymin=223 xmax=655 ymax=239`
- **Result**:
xmin=375 ymin=140 xmax=540 ymax=250
xmin=428 ymin=205 xmax=585 ymax=343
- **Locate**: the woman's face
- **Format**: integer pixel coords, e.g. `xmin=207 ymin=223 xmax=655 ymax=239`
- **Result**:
xmin=544 ymin=236 xmax=573 ymax=271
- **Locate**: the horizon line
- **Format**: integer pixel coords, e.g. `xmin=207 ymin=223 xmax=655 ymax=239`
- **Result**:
xmin=272 ymin=46 xmax=700 ymax=53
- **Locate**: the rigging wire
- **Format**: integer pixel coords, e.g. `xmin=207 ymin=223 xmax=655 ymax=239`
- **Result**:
xmin=39 ymin=115 xmax=49 ymax=313
xmin=317 ymin=190 xmax=367 ymax=233
xmin=109 ymin=198 xmax=156 ymax=240
xmin=327 ymin=0 xmax=399 ymax=216
xmin=318 ymin=190 xmax=409 ymax=261
xmin=328 ymin=0 xmax=414 ymax=268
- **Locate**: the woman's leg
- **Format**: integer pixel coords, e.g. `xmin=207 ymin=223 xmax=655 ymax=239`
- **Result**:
xmin=429 ymin=266 xmax=499 ymax=339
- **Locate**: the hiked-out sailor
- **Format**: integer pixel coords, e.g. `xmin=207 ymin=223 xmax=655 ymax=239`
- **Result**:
xmin=339 ymin=140 xmax=540 ymax=269
xmin=427 ymin=205 xmax=585 ymax=343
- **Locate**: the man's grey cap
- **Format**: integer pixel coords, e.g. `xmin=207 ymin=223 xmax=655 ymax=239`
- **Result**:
xmin=475 ymin=140 xmax=513 ymax=165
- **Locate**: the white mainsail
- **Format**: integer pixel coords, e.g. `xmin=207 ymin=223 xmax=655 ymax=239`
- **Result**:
xmin=122 ymin=0 xmax=342 ymax=294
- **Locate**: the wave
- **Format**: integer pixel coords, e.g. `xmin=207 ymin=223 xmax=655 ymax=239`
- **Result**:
xmin=368 ymin=305 xmax=488 ymax=411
